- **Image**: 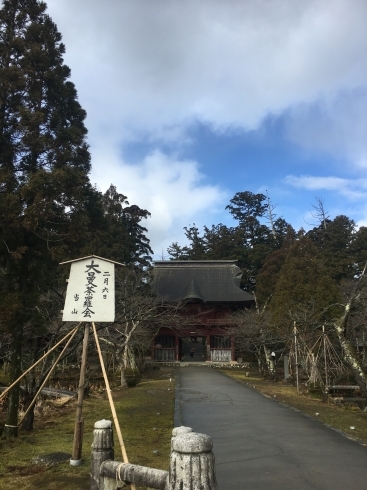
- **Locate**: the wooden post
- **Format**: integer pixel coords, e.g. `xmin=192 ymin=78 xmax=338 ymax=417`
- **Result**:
xmin=71 ymin=324 xmax=89 ymax=465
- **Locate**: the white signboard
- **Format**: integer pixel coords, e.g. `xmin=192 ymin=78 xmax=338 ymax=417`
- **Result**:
xmin=63 ymin=257 xmax=115 ymax=322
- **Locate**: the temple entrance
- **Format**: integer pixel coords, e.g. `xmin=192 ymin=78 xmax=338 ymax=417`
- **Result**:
xmin=180 ymin=337 xmax=206 ymax=362
xmin=151 ymin=332 xmax=234 ymax=362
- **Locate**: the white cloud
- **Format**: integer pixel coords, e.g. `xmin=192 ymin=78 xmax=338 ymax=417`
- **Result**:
xmin=285 ymin=88 xmax=367 ymax=168
xmin=91 ymin=148 xmax=226 ymax=255
xmin=284 ymin=175 xmax=367 ymax=200
xmin=43 ymin=0 xmax=367 ymax=250
xmin=356 ymin=218 xmax=367 ymax=229
xmin=46 ymin=0 xmax=367 ymax=138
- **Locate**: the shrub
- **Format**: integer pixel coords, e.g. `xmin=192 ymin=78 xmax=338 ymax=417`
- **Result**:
xmin=124 ymin=368 xmax=141 ymax=387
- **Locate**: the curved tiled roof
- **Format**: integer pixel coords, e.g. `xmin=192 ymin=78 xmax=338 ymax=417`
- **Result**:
xmin=152 ymin=260 xmax=254 ymax=303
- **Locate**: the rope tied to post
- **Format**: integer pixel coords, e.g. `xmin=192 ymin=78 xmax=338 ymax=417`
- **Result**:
xmin=116 ymin=462 xmax=126 ymax=482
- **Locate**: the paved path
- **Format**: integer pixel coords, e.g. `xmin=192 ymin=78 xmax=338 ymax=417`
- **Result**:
xmin=176 ymin=366 xmax=367 ymax=490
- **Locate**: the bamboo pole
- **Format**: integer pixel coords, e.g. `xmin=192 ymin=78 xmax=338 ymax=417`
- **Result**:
xmin=322 ymin=325 xmax=329 ymax=401
xmin=0 ymin=324 xmax=81 ymax=401
xmin=294 ymin=322 xmax=299 ymax=395
xmin=92 ymin=322 xmax=136 ymax=490
xmin=18 ymin=326 xmax=80 ymax=427
xmin=71 ymin=324 xmax=90 ymax=464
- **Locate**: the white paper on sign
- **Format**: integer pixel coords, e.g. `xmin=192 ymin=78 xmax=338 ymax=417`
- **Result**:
xmin=63 ymin=258 xmax=115 ymax=322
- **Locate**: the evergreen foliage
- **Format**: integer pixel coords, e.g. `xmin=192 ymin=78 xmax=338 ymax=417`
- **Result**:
xmin=268 ymin=237 xmax=342 ymax=330
xmin=169 ymin=192 xmax=367 ymax=318
xmin=306 ymin=215 xmax=356 ymax=282
xmin=0 ymin=0 xmax=92 ymax=437
xmin=83 ymin=184 xmax=152 ymax=267
xmin=0 ymin=0 xmax=153 ymax=436
xmin=168 ymin=191 xmax=294 ymax=291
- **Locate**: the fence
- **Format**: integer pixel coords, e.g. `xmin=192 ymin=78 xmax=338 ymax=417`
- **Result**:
xmin=91 ymin=420 xmax=218 ymax=490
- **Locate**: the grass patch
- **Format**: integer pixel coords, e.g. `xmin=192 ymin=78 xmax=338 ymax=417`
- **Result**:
xmin=0 ymin=366 xmax=176 ymax=489
xmin=220 ymin=369 xmax=367 ymax=446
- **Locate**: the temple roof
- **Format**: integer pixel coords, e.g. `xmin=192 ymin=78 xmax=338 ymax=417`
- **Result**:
xmin=152 ymin=260 xmax=254 ymax=303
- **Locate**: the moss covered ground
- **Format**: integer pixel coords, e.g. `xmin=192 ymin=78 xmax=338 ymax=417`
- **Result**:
xmin=0 ymin=366 xmax=176 ymax=490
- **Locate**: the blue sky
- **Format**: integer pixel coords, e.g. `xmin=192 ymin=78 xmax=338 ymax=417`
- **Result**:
xmin=46 ymin=0 xmax=367 ymax=259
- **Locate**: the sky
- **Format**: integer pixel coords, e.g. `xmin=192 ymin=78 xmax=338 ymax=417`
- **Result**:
xmin=45 ymin=0 xmax=367 ymax=259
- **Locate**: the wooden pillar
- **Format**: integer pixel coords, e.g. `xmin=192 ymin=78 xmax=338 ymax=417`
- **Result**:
xmin=231 ymin=335 xmax=235 ymax=361
xmin=206 ymin=334 xmax=211 ymax=361
xmin=71 ymin=324 xmax=89 ymax=465
xmin=175 ymin=334 xmax=180 ymax=361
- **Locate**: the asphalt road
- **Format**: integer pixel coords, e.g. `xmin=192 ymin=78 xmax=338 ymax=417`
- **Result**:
xmin=176 ymin=366 xmax=367 ymax=490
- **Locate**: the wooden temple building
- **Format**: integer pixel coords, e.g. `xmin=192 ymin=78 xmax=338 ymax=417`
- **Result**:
xmin=151 ymin=260 xmax=254 ymax=363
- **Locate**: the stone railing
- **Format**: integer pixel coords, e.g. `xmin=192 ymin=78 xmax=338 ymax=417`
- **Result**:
xmin=90 ymin=420 xmax=218 ymax=490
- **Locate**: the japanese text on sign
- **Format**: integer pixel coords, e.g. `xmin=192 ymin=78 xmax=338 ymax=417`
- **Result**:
xmin=62 ymin=258 xmax=115 ymax=322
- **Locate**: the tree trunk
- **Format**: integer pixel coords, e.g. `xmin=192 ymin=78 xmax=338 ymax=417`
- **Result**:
xmin=255 ymin=346 xmax=266 ymax=376
xmin=20 ymin=372 xmax=38 ymax=432
xmin=263 ymin=345 xmax=275 ymax=378
xmin=120 ymin=366 xmax=127 ymax=388
xmin=19 ymin=394 xmax=35 ymax=432
xmin=334 ymin=319 xmax=367 ymax=397
xmin=3 ymin=325 xmax=23 ymax=438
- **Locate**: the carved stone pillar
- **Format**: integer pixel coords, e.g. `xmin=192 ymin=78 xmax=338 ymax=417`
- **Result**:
xmin=171 ymin=426 xmax=193 ymax=450
xmin=90 ymin=420 xmax=114 ymax=490
xmin=170 ymin=430 xmax=218 ymax=490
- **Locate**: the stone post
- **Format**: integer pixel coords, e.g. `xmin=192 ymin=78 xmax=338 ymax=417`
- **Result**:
xmin=90 ymin=420 xmax=114 ymax=490
xmin=172 ymin=426 xmax=192 ymax=440
xmin=170 ymin=431 xmax=218 ymax=490
xmin=91 ymin=422 xmax=219 ymax=490
xmin=171 ymin=426 xmax=193 ymax=454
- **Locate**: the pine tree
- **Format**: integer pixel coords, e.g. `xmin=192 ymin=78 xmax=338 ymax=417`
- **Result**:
xmin=167 ymin=242 xmax=190 ymax=260
xmin=269 ymin=237 xmax=341 ymax=334
xmin=168 ymin=191 xmax=294 ymax=291
xmin=0 ymin=0 xmax=91 ymax=437
xmin=307 ymin=215 xmax=356 ymax=283
xmin=95 ymin=184 xmax=152 ymax=267
xmin=256 ymin=226 xmax=296 ymax=304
